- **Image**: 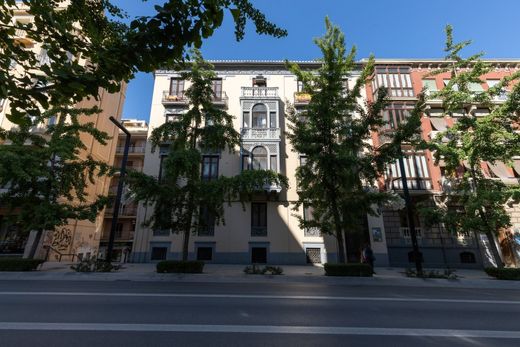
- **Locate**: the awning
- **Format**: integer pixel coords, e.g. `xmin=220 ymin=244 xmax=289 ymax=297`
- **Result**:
xmin=429 ymin=117 xmax=448 ymax=131
xmin=487 ymin=161 xmax=514 ymax=178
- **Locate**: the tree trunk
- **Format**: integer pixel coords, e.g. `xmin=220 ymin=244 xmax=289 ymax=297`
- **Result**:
xmin=27 ymin=229 xmax=43 ymax=259
xmin=330 ymin=198 xmax=346 ymax=263
xmin=182 ymin=228 xmax=190 ymax=261
xmin=485 ymin=230 xmax=504 ymax=269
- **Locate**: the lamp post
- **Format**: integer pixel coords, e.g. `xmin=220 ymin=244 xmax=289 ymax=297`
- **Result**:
xmin=106 ymin=116 xmax=131 ymax=263
xmin=397 ymin=148 xmax=423 ymax=275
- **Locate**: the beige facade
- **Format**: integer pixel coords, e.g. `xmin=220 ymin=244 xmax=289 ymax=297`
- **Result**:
xmin=0 ymin=2 xmax=126 ymax=261
xmin=132 ymin=61 xmax=388 ymax=264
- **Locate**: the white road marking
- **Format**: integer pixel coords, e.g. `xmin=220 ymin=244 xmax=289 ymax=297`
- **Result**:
xmin=0 ymin=291 xmax=518 ymax=305
xmin=0 ymin=322 xmax=518 ymax=338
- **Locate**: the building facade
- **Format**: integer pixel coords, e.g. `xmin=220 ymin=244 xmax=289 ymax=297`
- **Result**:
xmin=131 ymin=61 xmax=389 ymax=265
xmin=99 ymin=119 xmax=148 ymax=262
xmin=0 ymin=2 xmax=126 ymax=261
xmin=130 ymin=59 xmax=520 ymax=268
xmin=368 ymin=59 xmax=520 ymax=268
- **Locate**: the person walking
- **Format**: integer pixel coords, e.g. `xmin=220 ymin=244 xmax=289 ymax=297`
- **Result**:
xmin=362 ymin=243 xmax=376 ymax=274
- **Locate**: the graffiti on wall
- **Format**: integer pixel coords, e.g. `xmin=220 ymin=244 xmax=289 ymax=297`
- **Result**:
xmin=51 ymin=228 xmax=72 ymax=252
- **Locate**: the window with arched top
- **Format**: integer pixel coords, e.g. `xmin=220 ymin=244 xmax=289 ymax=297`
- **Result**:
xmin=252 ymin=146 xmax=268 ymax=170
xmin=252 ymin=104 xmax=268 ymax=128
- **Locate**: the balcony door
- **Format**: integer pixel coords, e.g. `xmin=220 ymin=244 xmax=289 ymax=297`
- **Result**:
xmin=252 ymin=104 xmax=267 ymax=129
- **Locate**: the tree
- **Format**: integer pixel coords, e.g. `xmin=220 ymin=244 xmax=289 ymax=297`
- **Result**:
xmin=0 ymin=107 xmax=111 ymax=258
xmin=424 ymin=25 xmax=520 ymax=268
xmin=286 ymin=18 xmax=422 ymax=263
xmin=127 ymin=52 xmax=287 ymax=260
xmin=0 ymin=0 xmax=286 ymax=256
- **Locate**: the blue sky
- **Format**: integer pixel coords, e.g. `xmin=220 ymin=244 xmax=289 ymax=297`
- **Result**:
xmin=112 ymin=0 xmax=520 ymax=121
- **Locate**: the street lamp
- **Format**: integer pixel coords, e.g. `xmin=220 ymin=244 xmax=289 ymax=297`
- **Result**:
xmin=106 ymin=116 xmax=131 ymax=263
xmin=397 ymin=148 xmax=423 ymax=276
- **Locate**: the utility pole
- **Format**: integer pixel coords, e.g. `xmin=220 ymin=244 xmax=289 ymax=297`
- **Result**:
xmin=397 ymin=149 xmax=423 ymax=276
xmin=106 ymin=116 xmax=131 ymax=263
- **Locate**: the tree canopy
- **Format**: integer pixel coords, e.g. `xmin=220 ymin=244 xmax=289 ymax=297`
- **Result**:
xmin=286 ymin=18 xmax=423 ymax=263
xmin=422 ymin=25 xmax=520 ymax=267
xmin=127 ymin=51 xmax=287 ymax=260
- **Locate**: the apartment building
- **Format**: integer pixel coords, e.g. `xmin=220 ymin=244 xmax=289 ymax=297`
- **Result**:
xmin=131 ymin=61 xmax=389 ymax=265
xmin=0 ymin=2 xmax=126 ymax=261
xmin=99 ymin=119 xmax=148 ymax=262
xmin=131 ymin=59 xmax=520 ymax=268
xmin=368 ymin=59 xmax=520 ymax=268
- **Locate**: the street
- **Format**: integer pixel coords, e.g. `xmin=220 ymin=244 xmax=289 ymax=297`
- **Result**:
xmin=0 ymin=280 xmax=519 ymax=346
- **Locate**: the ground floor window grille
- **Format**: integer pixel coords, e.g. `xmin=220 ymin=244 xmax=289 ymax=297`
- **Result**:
xmin=306 ymin=248 xmax=321 ymax=264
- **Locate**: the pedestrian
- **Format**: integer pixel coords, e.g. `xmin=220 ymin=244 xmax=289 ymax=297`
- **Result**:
xmin=362 ymin=243 xmax=376 ymax=274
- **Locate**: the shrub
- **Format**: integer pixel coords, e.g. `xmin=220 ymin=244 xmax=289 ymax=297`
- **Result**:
xmin=0 ymin=258 xmax=45 ymax=271
xmin=156 ymin=260 xmax=204 ymax=273
xmin=70 ymin=258 xmax=121 ymax=272
xmin=324 ymin=263 xmax=373 ymax=277
xmin=243 ymin=265 xmax=283 ymax=275
xmin=485 ymin=267 xmax=520 ymax=280
xmin=405 ymin=268 xmax=458 ymax=279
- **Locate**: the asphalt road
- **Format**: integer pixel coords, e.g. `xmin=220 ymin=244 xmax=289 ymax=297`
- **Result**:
xmin=0 ymin=280 xmax=519 ymax=346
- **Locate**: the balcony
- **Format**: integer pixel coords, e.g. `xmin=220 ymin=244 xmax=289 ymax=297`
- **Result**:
xmin=294 ymin=92 xmax=311 ymax=106
xmin=211 ymin=91 xmax=228 ymax=106
xmin=241 ymin=87 xmax=278 ymax=98
xmin=240 ymin=128 xmax=280 ymax=141
xmin=400 ymin=227 xmax=422 ymax=244
xmin=105 ymin=205 xmax=138 ymax=217
xmin=116 ymin=146 xmax=145 ymax=154
xmin=162 ymin=91 xmax=188 ymax=105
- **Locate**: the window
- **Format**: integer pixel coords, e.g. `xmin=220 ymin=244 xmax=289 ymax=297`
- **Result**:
xmin=251 ymin=203 xmax=267 ymax=236
xmin=252 ymin=104 xmax=268 ymax=128
xmin=151 ymin=247 xmax=167 ymax=260
xmin=269 ymin=155 xmax=277 ymax=172
xmin=198 ymin=205 xmax=215 ymax=236
xmin=382 ymin=103 xmax=414 ymax=130
xmin=460 ymin=252 xmax=476 ymax=263
xmin=422 ymin=79 xmax=438 ymax=95
xmin=158 ymin=155 xmax=168 ymax=181
xmin=212 ymin=79 xmax=223 ymax=100
xmin=306 ymin=248 xmax=321 ymax=264
xmin=443 ymin=79 xmax=459 ymax=91
xmin=299 ymin=155 xmax=307 ymax=167
xmin=115 ymin=223 xmax=124 ymax=239
xmin=251 ymin=247 xmax=267 ymax=263
xmin=243 ymin=111 xmax=250 ymax=128
xmin=130 ymin=220 xmax=136 ymax=231
xmin=197 ymin=247 xmax=213 ymax=261
xmin=269 ymin=111 xmax=277 ymax=128
xmin=374 ymin=66 xmax=414 ymax=97
xmin=242 ymin=154 xmax=250 ymax=171
xmin=297 ymin=80 xmax=304 ymax=93
xmin=169 ymin=78 xmax=184 ymax=97
xmin=165 ymin=113 xmax=182 ymax=122
xmin=487 ymin=80 xmax=508 ymax=100
xmin=251 ymin=146 xmax=268 ymax=170
xmin=202 ymin=156 xmax=219 ymax=181
xmin=303 ymin=206 xmax=320 ymax=237
xmin=386 ymin=152 xmax=431 ymax=190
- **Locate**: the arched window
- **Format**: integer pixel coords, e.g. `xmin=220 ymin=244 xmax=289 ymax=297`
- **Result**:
xmin=252 ymin=146 xmax=268 ymax=170
xmin=252 ymin=104 xmax=268 ymax=128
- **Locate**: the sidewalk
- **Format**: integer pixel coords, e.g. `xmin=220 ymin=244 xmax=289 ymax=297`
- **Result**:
xmin=0 ymin=262 xmax=518 ymax=289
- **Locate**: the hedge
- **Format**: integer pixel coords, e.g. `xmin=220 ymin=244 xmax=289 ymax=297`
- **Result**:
xmin=324 ymin=263 xmax=373 ymax=277
xmin=156 ymin=260 xmax=204 ymax=274
xmin=0 ymin=258 xmax=45 ymax=271
xmin=485 ymin=267 xmax=520 ymax=281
